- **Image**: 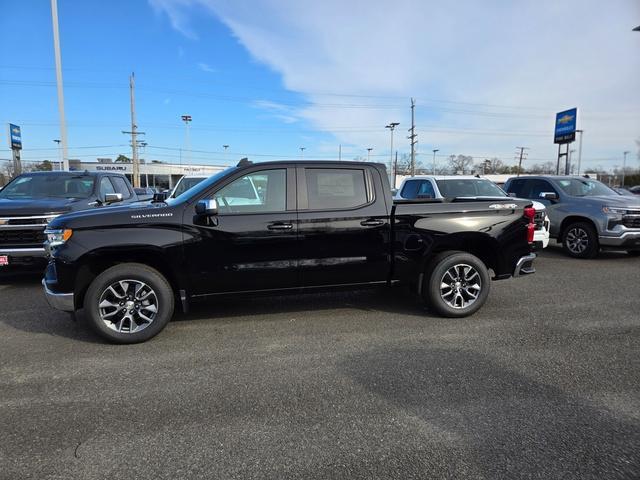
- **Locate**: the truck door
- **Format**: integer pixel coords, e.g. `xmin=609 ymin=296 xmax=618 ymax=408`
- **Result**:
xmin=296 ymin=165 xmax=391 ymax=287
xmin=183 ymin=167 xmax=298 ymax=295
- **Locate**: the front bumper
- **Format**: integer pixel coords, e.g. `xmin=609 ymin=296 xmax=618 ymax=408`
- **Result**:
xmin=42 ymin=279 xmax=75 ymax=312
xmin=513 ymin=253 xmax=536 ymax=277
xmin=599 ymin=231 xmax=640 ymax=249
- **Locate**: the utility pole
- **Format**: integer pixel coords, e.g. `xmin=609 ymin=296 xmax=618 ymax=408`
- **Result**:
xmin=367 ymin=148 xmax=373 ymax=162
xmin=300 ymin=147 xmax=305 ymax=159
xmin=623 ymin=151 xmax=630 ymax=187
xmin=338 ymin=144 xmax=342 ymax=161
xmin=385 ymin=122 xmax=399 ymax=183
xmin=432 ymin=149 xmax=439 ymax=174
xmin=130 ymin=73 xmax=139 ymax=187
xmin=516 ymin=146 xmax=529 ymax=177
xmin=181 ymin=114 xmax=192 ymax=166
xmin=568 ymin=149 xmax=576 ymax=174
xmin=408 ymin=98 xmax=417 ymax=176
xmin=576 ymin=130 xmax=584 ymax=175
xmin=53 ymin=139 xmax=61 ymax=170
xmin=50 ymin=0 xmax=69 ymax=170
xmin=122 ymin=73 xmax=144 ymax=187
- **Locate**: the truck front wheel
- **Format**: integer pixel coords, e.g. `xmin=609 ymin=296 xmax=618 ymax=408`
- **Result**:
xmin=83 ymin=263 xmax=174 ymax=344
xmin=423 ymin=251 xmax=490 ymax=318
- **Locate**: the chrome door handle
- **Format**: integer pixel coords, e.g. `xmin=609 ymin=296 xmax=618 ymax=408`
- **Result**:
xmin=360 ymin=219 xmax=385 ymax=226
xmin=268 ymin=223 xmax=293 ymax=230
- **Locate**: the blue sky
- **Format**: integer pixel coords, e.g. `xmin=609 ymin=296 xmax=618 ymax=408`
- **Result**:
xmin=2 ymin=0 xmax=639 ymax=172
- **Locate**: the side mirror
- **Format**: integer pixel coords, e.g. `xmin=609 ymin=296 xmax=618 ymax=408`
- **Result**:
xmin=104 ymin=193 xmax=123 ymax=204
xmin=539 ymin=192 xmax=558 ymax=201
xmin=195 ymin=198 xmax=218 ymax=216
xmin=152 ymin=192 xmax=168 ymax=202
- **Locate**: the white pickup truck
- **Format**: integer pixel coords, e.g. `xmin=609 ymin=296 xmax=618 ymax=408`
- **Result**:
xmin=395 ymin=175 xmax=550 ymax=249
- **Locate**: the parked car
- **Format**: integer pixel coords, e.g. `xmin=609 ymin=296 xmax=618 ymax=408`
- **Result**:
xmin=43 ymin=160 xmax=537 ymax=343
xmin=613 ymin=187 xmax=636 ymax=197
xmin=0 ymin=171 xmax=138 ymax=267
xmin=133 ymin=187 xmax=155 ymax=201
xmin=504 ymin=175 xmax=640 ymax=258
xmin=395 ymin=175 xmax=550 ymax=249
xmin=169 ymin=175 xmax=209 ymax=198
xmin=629 ymin=186 xmax=640 ymax=195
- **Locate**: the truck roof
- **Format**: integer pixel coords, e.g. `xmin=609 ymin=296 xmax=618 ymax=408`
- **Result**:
xmin=235 ymin=160 xmax=386 ymax=169
xmin=16 ymin=170 xmax=124 ymax=177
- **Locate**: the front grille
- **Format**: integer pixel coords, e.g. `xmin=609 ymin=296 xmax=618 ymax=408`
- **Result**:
xmin=622 ymin=216 xmax=640 ymax=229
xmin=0 ymin=229 xmax=46 ymax=247
xmin=534 ymin=211 xmax=545 ymax=230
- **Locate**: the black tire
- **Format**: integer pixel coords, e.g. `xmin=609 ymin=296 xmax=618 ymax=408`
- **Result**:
xmin=83 ymin=263 xmax=174 ymax=344
xmin=627 ymin=250 xmax=640 ymax=257
xmin=561 ymin=221 xmax=599 ymax=259
xmin=422 ymin=251 xmax=491 ymax=318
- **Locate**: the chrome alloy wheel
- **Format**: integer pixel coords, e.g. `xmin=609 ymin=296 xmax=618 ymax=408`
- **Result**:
xmin=565 ymin=227 xmax=589 ymax=254
xmin=98 ymin=280 xmax=158 ymax=333
xmin=439 ymin=264 xmax=482 ymax=309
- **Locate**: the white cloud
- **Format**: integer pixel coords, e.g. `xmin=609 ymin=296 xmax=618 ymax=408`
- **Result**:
xmin=151 ymin=0 xmax=640 ymax=169
xmin=197 ymin=62 xmax=216 ymax=73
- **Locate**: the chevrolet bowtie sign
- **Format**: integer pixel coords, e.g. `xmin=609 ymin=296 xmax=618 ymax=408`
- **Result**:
xmin=8 ymin=123 xmax=22 ymax=150
xmin=554 ymin=108 xmax=577 ymax=144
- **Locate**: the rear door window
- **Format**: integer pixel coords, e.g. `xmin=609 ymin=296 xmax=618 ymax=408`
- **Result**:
xmin=400 ymin=179 xmax=435 ymax=199
xmin=305 ymin=168 xmax=369 ymax=210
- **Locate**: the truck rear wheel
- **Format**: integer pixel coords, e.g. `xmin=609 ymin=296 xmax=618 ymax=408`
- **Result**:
xmin=423 ymin=251 xmax=490 ymax=318
xmin=83 ymin=263 xmax=174 ymax=344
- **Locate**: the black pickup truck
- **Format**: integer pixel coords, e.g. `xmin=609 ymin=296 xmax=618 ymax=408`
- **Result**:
xmin=43 ymin=160 xmax=536 ymax=343
xmin=0 ymin=171 xmax=138 ymax=267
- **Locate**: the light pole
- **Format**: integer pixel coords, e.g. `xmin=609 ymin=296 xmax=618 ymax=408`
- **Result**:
xmin=385 ymin=122 xmax=399 ymax=183
xmin=432 ymin=149 xmax=439 ymax=174
xmin=53 ymin=139 xmax=62 ymax=170
xmin=181 ymin=114 xmax=192 ymax=165
xmin=367 ymin=148 xmax=373 ymax=162
xmin=623 ymin=151 xmax=630 ymax=186
xmin=576 ymin=129 xmax=584 ymax=175
xmin=50 ymin=0 xmax=69 ymax=171
xmin=300 ymin=147 xmax=305 ymax=159
xmin=569 ymin=149 xmax=576 ymax=174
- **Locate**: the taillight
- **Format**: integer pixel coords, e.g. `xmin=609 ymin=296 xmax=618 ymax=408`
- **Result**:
xmin=524 ymin=207 xmax=535 ymax=243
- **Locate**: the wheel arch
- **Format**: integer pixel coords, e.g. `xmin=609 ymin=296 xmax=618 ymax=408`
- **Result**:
xmin=73 ymin=247 xmax=184 ymax=310
xmin=421 ymin=232 xmax=500 ymax=277
xmin=558 ymin=215 xmax=598 ymax=240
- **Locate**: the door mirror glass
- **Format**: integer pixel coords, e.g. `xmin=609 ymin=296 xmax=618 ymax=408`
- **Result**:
xmin=539 ymin=192 xmax=558 ymax=200
xmin=196 ymin=198 xmax=218 ymax=216
xmin=104 ymin=193 xmax=123 ymax=203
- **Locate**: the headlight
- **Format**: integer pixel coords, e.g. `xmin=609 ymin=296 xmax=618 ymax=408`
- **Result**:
xmin=602 ymin=206 xmax=627 ymax=215
xmin=44 ymin=228 xmax=73 ymax=247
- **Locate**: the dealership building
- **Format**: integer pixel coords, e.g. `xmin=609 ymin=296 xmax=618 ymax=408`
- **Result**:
xmin=68 ymin=159 xmax=227 ymax=190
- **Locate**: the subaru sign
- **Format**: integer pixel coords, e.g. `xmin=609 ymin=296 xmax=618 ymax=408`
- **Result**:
xmin=8 ymin=123 xmax=22 ymax=150
xmin=554 ymin=108 xmax=577 ymax=144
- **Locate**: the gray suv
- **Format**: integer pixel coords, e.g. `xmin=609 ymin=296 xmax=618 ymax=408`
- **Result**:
xmin=504 ymin=176 xmax=640 ymax=258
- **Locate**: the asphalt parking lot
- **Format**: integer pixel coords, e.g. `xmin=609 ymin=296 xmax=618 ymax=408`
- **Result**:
xmin=1 ymin=247 xmax=639 ymax=480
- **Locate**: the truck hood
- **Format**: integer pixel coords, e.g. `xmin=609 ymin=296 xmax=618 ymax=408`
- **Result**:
xmin=49 ymin=201 xmax=177 ymax=229
xmin=0 ymin=197 xmax=77 ymax=216
xmin=578 ymin=195 xmax=640 ymax=208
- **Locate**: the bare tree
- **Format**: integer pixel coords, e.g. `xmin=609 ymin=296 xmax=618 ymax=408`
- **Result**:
xmin=448 ymin=155 xmax=474 ymax=175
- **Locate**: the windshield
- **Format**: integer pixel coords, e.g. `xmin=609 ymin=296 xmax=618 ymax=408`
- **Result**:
xmin=171 ymin=177 xmax=208 ymax=198
xmin=0 ymin=174 xmax=95 ymax=200
xmin=436 ymin=179 xmax=507 ymax=198
xmin=555 ymin=178 xmax=617 ymax=197
xmin=165 ymin=168 xmax=236 ymax=205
